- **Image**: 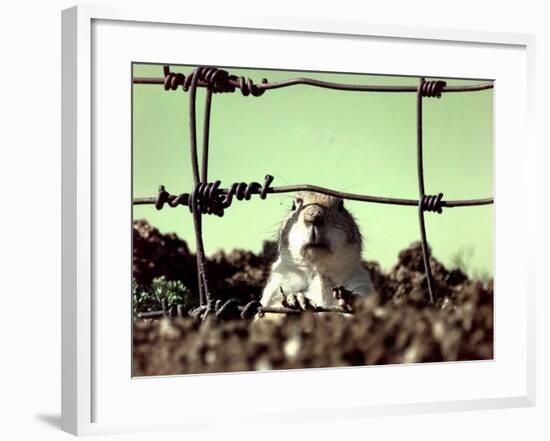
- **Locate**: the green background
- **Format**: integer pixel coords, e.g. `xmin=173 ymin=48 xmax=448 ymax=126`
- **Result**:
xmin=133 ymin=64 xmax=494 ymax=277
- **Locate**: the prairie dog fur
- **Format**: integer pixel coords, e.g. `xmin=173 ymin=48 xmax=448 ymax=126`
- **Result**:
xmin=261 ymin=191 xmax=374 ymax=309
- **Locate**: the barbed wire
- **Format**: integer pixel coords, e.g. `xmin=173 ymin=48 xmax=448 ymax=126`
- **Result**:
xmin=132 ymin=66 xmax=494 ymax=317
xmin=133 ymin=67 xmax=493 ymax=94
xmin=136 ymin=304 xmax=353 ymax=320
xmin=133 ymin=181 xmax=493 ymax=212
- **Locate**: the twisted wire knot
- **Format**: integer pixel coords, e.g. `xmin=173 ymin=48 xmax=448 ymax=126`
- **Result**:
xmin=163 ymin=66 xmax=267 ymax=96
xmin=189 ymin=181 xmax=225 ymax=216
xmin=420 ymin=80 xmax=447 ymax=98
xmin=240 ymin=300 xmax=264 ymax=319
xmin=420 ymin=193 xmax=444 ymax=213
xmin=154 ymin=175 xmax=274 ymax=215
xmin=230 ymin=75 xmax=267 ymax=97
xmin=189 ymin=174 xmax=274 ymax=216
xmin=196 ymin=299 xmax=264 ymax=321
xmin=155 ymin=185 xmax=188 ymax=210
xmin=163 ymin=66 xmax=235 ymax=93
xmin=221 ymin=174 xmax=274 ymax=206
xmin=199 ymin=67 xmax=236 ymax=93
xmin=214 ymin=298 xmax=241 ymax=319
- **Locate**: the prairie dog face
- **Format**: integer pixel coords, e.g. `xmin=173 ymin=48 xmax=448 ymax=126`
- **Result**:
xmin=281 ymin=191 xmax=362 ymax=263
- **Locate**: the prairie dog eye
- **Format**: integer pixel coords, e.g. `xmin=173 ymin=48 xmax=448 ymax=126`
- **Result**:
xmin=291 ymin=201 xmax=296 ymax=211
xmin=337 ymin=200 xmax=345 ymax=211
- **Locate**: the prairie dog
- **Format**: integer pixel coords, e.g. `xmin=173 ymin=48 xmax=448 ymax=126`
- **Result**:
xmin=261 ymin=191 xmax=374 ymax=310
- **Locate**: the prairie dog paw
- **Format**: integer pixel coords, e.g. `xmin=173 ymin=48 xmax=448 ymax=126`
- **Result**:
xmin=280 ymin=288 xmax=315 ymax=311
xmin=332 ymin=286 xmax=358 ymax=311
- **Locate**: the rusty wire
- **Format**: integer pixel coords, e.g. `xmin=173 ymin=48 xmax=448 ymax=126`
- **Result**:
xmin=136 ymin=304 xmax=353 ymax=320
xmin=133 ymin=182 xmax=492 ymax=211
xmin=132 ymin=66 xmax=494 ymax=317
xmin=417 ymin=78 xmax=438 ymax=303
xmin=134 ymin=70 xmax=493 ymax=94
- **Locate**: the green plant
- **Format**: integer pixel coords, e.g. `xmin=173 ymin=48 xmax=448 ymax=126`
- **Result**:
xmin=133 ymin=276 xmax=197 ymax=316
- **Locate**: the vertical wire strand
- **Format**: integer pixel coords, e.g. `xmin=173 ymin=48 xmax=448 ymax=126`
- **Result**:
xmin=416 ymin=78 xmax=436 ymax=304
xmin=188 ymin=67 xmax=212 ymax=307
xmin=196 ymin=87 xmax=213 ymax=308
xmin=201 ymin=88 xmax=213 ymax=183
xmin=188 ymin=69 xmax=201 ymax=185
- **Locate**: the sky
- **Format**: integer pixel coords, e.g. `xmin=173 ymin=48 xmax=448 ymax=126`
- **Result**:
xmin=132 ymin=64 xmax=494 ymax=277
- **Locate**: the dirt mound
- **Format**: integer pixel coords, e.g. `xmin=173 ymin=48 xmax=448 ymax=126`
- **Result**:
xmin=132 ymin=220 xmax=493 ymax=376
xmin=133 ymin=220 xmax=276 ymax=305
xmin=133 ymin=284 xmax=492 ymax=375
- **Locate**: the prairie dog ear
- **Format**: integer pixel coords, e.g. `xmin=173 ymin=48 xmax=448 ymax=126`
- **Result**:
xmin=291 ymin=197 xmax=303 ymax=211
xmin=337 ymin=200 xmax=345 ymax=211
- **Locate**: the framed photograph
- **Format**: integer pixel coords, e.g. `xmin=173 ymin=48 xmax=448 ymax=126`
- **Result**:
xmin=62 ymin=5 xmax=536 ymax=436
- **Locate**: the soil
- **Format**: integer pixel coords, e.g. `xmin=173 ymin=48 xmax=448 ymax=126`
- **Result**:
xmin=132 ymin=220 xmax=493 ymax=376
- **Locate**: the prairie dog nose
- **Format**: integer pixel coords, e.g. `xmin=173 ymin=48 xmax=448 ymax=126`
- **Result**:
xmin=303 ymin=206 xmax=325 ymax=227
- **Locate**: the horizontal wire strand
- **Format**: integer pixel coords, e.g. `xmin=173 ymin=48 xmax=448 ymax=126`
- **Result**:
xmin=133 ymin=75 xmax=493 ymax=94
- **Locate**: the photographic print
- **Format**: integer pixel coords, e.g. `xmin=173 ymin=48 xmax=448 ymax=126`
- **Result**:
xmin=131 ymin=64 xmax=494 ymax=376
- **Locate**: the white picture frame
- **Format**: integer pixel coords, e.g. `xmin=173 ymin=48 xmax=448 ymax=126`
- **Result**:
xmin=62 ymin=5 xmax=536 ymax=436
